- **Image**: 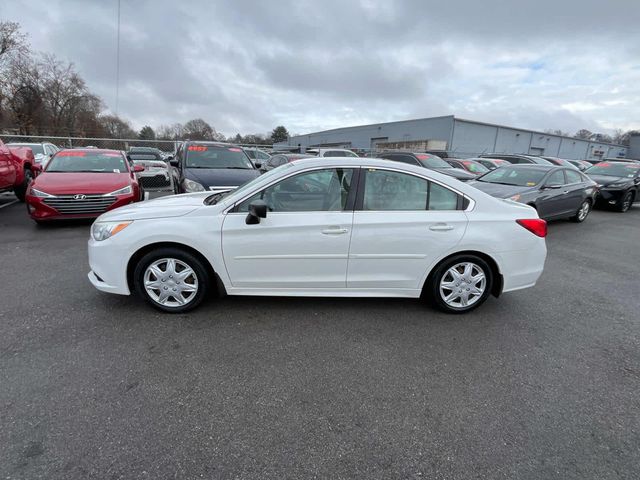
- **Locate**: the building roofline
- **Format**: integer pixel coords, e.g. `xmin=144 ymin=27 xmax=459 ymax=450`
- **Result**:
xmin=288 ymin=115 xmax=455 ymax=138
xmin=453 ymin=116 xmax=626 ymax=148
xmin=284 ymin=114 xmax=627 ymax=149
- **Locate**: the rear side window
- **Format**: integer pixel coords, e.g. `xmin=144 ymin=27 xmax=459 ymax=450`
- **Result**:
xmin=362 ymin=169 xmax=461 ymax=211
xmin=565 ymin=169 xmax=583 ymax=184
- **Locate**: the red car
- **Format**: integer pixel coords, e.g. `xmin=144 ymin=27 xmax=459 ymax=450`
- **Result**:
xmin=26 ymin=149 xmax=144 ymax=223
xmin=0 ymin=138 xmax=37 ymax=201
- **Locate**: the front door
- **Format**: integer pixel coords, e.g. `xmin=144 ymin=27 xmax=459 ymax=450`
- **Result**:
xmin=347 ymin=168 xmax=467 ymax=289
xmin=222 ymin=168 xmax=356 ymax=289
xmin=537 ymin=170 xmax=571 ymax=218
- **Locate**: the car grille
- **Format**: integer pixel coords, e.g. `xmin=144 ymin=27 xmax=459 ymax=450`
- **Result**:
xmin=43 ymin=195 xmax=117 ymax=215
xmin=139 ymin=174 xmax=171 ymax=189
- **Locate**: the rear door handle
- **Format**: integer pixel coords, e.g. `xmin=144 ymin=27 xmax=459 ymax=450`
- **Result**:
xmin=429 ymin=224 xmax=454 ymax=232
xmin=321 ymin=227 xmax=349 ymax=235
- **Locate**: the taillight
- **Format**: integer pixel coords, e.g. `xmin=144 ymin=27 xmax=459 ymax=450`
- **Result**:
xmin=516 ymin=218 xmax=547 ymax=237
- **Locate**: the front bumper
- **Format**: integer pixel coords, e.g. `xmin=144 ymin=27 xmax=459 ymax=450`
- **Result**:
xmin=26 ymin=193 xmax=138 ymax=221
xmin=595 ymin=188 xmax=626 ymax=206
xmin=87 ymin=237 xmax=132 ymax=295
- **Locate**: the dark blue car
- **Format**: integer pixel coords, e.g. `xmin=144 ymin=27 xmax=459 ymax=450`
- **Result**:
xmin=171 ymin=142 xmax=260 ymax=194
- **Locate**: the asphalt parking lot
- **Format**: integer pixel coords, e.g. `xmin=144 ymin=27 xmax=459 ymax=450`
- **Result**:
xmin=1 ymin=197 xmax=639 ymax=480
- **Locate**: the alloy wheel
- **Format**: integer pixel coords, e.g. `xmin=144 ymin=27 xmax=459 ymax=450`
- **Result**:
xmin=439 ymin=262 xmax=486 ymax=308
xmin=621 ymin=193 xmax=632 ymax=212
xmin=143 ymin=258 xmax=198 ymax=307
xmin=577 ymin=201 xmax=590 ymax=221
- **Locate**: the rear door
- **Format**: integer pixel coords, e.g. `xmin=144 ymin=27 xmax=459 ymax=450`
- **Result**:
xmin=347 ymin=168 xmax=467 ymax=289
xmin=537 ymin=170 xmax=570 ymax=218
xmin=222 ymin=167 xmax=357 ymax=289
xmin=564 ymin=169 xmax=588 ymax=212
xmin=0 ymin=143 xmax=15 ymax=189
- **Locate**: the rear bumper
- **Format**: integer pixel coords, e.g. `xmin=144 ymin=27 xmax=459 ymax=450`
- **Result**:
xmin=498 ymin=243 xmax=547 ymax=293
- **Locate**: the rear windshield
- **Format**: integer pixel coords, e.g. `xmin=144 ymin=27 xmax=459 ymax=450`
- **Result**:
xmin=47 ymin=151 xmax=128 ymax=173
xmin=477 ymin=167 xmax=548 ymax=186
xmin=586 ymin=163 xmax=640 ymax=178
xmin=415 ymin=154 xmax=451 ymax=169
xmin=129 ymin=153 xmax=161 ymax=161
xmin=185 ymin=145 xmax=254 ymax=169
xmin=9 ymin=143 xmax=44 ymax=154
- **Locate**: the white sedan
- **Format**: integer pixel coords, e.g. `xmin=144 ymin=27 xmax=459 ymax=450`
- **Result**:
xmin=87 ymin=158 xmax=547 ymax=314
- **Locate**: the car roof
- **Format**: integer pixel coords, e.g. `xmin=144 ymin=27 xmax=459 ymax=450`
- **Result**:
xmin=58 ymin=148 xmax=122 ymax=154
xmin=505 ymin=164 xmax=557 ymax=171
xmin=597 ymin=161 xmax=640 ymax=166
xmin=277 ymin=153 xmax=315 ymax=158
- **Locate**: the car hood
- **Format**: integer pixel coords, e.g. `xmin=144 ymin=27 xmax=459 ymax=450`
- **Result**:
xmin=33 ymin=172 xmax=131 ymax=195
xmin=98 ymin=192 xmax=213 ymax=221
xmin=185 ymin=168 xmax=260 ymax=188
xmin=431 ymin=167 xmax=476 ymax=180
xmin=586 ymin=174 xmax=627 ymax=187
xmin=469 ymin=181 xmax=534 ymax=198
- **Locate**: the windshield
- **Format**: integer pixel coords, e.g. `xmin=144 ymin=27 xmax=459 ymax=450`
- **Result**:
xmin=208 ymin=162 xmax=296 ymax=205
xmin=586 ymin=162 xmax=640 ymax=178
xmin=462 ymin=161 xmax=489 ymax=174
xmin=10 ymin=143 xmax=44 ymax=154
xmin=477 ymin=167 xmax=548 ymax=186
xmin=46 ymin=151 xmax=128 ymax=173
xmin=416 ymin=154 xmax=451 ymax=169
xmin=186 ymin=145 xmax=254 ymax=169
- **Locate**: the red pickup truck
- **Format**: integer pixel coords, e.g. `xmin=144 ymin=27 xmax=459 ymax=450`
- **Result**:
xmin=0 ymin=139 xmax=36 ymax=201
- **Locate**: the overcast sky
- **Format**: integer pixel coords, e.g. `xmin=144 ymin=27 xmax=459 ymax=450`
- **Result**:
xmin=5 ymin=0 xmax=640 ymax=136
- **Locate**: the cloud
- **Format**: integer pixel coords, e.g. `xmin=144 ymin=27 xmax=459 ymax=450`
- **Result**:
xmin=3 ymin=0 xmax=639 ymax=135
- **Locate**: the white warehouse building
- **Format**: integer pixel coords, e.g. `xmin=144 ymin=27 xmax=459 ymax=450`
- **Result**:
xmin=275 ymin=115 xmax=628 ymax=160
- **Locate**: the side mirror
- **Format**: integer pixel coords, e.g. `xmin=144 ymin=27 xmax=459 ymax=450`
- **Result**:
xmin=253 ymin=160 xmax=262 ymax=169
xmin=169 ymin=158 xmax=179 ymax=167
xmin=165 ymin=155 xmax=174 ymax=162
xmin=133 ymin=164 xmax=145 ymax=173
xmin=245 ymin=199 xmax=268 ymax=224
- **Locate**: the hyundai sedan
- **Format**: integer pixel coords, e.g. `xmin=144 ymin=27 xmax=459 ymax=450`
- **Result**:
xmin=87 ymin=158 xmax=547 ymax=314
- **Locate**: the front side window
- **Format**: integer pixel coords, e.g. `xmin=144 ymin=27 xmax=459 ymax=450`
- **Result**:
xmin=362 ymin=169 xmax=460 ymax=211
xmin=237 ymin=168 xmax=354 ymax=212
xmin=546 ymin=170 xmax=566 ymax=186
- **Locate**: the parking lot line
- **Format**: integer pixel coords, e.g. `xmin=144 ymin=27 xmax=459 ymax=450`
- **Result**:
xmin=0 ymin=199 xmax=18 ymax=210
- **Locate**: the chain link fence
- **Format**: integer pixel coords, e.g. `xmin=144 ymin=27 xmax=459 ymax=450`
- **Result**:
xmin=0 ymin=134 xmax=273 ymax=154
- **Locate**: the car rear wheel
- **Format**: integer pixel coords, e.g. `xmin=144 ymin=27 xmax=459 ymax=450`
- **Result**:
xmin=617 ymin=191 xmax=633 ymax=212
xmin=571 ymin=199 xmax=591 ymax=223
xmin=133 ymin=248 xmax=210 ymax=313
xmin=427 ymin=255 xmax=493 ymax=314
xmin=14 ymin=168 xmax=33 ymax=202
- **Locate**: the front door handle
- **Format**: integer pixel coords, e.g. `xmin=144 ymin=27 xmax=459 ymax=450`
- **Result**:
xmin=321 ymin=227 xmax=348 ymax=235
xmin=429 ymin=224 xmax=454 ymax=232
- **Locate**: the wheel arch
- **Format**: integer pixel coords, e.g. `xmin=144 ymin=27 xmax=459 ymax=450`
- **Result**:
xmin=422 ymin=250 xmax=503 ymax=298
xmin=126 ymin=241 xmax=226 ymax=296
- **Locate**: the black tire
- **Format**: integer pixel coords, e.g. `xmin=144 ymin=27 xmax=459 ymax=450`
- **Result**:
xmin=570 ymin=199 xmax=591 ymax=223
xmin=14 ymin=168 xmax=33 ymax=202
xmin=133 ymin=247 xmax=210 ymax=313
xmin=426 ymin=254 xmax=493 ymax=314
xmin=616 ymin=191 xmax=634 ymax=213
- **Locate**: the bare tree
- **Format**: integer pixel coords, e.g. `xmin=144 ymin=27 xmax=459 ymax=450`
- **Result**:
xmin=0 ymin=21 xmax=29 ymax=65
xmin=99 ymin=114 xmax=136 ymax=138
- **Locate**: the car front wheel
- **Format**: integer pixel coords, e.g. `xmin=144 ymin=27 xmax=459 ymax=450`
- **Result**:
xmin=617 ymin=191 xmax=634 ymax=212
xmin=427 ymin=255 xmax=493 ymax=314
xmin=133 ymin=248 xmax=210 ymax=313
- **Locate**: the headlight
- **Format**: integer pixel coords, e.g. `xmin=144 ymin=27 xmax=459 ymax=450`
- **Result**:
xmin=183 ymin=178 xmax=205 ymax=192
xmin=106 ymin=185 xmax=132 ymax=196
xmin=606 ymin=182 xmax=628 ymax=188
xmin=92 ymin=221 xmax=132 ymax=241
xmin=30 ymin=188 xmax=54 ymax=198
xmin=509 ymin=194 xmax=522 ymax=202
